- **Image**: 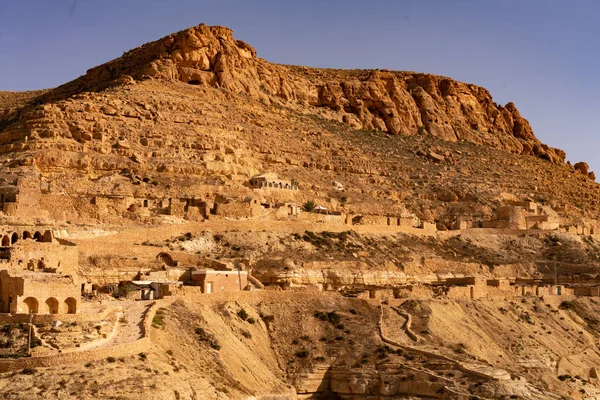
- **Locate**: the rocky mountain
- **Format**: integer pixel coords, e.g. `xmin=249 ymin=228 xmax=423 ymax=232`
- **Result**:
xmin=4 ymin=23 xmax=600 ymax=400
xmin=38 ymin=24 xmax=566 ymax=164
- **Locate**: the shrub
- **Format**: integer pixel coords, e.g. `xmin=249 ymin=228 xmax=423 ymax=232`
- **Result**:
xmin=247 ymin=317 xmax=256 ymax=324
xmin=241 ymin=330 xmax=252 ymax=339
xmin=152 ymin=310 xmax=166 ymax=328
xmin=302 ymin=201 xmax=316 ymax=212
xmin=138 ymin=352 xmax=147 ymax=360
xmin=84 ymin=362 xmax=92 ymax=368
xmin=106 ymin=357 xmax=116 ymax=363
xmin=20 ymin=368 xmax=36 ymax=375
xmin=314 ymin=310 xmax=341 ymax=326
xmin=166 ymin=350 xmax=173 ymax=356
xmin=349 ymin=309 xmax=357 ymax=315
xmin=454 ymin=343 xmax=467 ymax=354
xmin=196 ymin=326 xmax=221 ymax=351
xmin=559 ymin=301 xmax=574 ymax=310
xmin=237 ymin=309 xmax=248 ymax=321
xmin=295 ymin=349 xmax=309 ymax=359
xmin=260 ymin=314 xmax=275 ymax=322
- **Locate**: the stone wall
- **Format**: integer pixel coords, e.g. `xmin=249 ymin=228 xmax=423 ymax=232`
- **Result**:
xmin=0 ymin=301 xmax=158 ymax=373
xmin=213 ymin=202 xmax=253 ymax=218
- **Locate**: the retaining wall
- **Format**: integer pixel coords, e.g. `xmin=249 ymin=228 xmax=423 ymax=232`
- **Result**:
xmin=0 ymin=305 xmax=122 ymax=324
xmin=0 ymin=301 xmax=159 ymax=372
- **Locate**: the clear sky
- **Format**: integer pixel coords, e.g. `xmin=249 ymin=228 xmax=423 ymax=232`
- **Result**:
xmin=1 ymin=0 xmax=599 ymax=173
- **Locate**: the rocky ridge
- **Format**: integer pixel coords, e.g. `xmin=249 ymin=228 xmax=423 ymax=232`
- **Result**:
xmin=17 ymin=24 xmax=569 ymax=166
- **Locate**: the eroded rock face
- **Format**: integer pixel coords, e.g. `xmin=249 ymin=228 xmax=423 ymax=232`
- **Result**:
xmin=45 ymin=24 xmax=566 ymax=164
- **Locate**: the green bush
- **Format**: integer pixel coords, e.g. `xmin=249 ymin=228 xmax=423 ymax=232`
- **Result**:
xmin=302 ymin=201 xmax=316 ymax=212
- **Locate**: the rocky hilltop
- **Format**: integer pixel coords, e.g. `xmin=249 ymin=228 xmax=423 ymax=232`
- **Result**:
xmin=39 ymin=24 xmax=565 ymax=164
xmin=0 ymin=23 xmax=598 ymax=228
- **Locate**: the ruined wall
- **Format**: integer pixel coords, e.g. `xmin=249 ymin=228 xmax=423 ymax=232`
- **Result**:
xmin=9 ymin=241 xmax=79 ymax=276
xmin=0 ymin=271 xmax=23 ymax=313
xmin=297 ymin=212 xmax=344 ymax=225
xmin=360 ymin=215 xmax=390 ymax=226
xmin=0 ymin=302 xmax=157 ymax=373
xmin=213 ymin=202 xmax=253 ymax=218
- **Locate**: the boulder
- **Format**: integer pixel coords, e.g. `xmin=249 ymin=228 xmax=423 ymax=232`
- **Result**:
xmin=574 ymin=162 xmax=589 ymax=175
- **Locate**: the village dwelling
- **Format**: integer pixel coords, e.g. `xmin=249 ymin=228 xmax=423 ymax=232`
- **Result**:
xmin=0 ymin=270 xmax=80 ymax=314
xmin=249 ymin=173 xmax=298 ymax=190
xmin=128 ymin=280 xmax=182 ymax=300
xmin=191 ymin=269 xmax=248 ymax=293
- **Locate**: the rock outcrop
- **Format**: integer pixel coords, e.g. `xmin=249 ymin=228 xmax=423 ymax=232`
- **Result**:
xmin=40 ymin=24 xmax=565 ymax=164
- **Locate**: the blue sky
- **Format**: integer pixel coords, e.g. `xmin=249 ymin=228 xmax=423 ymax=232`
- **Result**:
xmin=1 ymin=0 xmax=599 ymax=173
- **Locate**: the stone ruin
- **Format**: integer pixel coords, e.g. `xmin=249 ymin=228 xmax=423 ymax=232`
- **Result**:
xmin=0 ymin=229 xmax=81 ymax=315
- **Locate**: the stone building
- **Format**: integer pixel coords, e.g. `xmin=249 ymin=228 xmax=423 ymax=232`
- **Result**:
xmin=0 ymin=270 xmax=80 ymax=314
xmin=191 ymin=269 xmax=248 ymax=293
xmin=0 ymin=232 xmax=82 ymax=315
xmin=249 ymin=173 xmax=298 ymax=190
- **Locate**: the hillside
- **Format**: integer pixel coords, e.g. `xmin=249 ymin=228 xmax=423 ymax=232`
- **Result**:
xmin=2 ymin=23 xmax=600 ymax=400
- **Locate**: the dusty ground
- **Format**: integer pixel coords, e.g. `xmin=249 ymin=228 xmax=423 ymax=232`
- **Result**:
xmin=0 ymin=292 xmax=599 ymax=398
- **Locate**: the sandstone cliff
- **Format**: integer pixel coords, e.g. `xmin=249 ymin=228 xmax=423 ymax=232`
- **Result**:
xmin=41 ymin=24 xmax=564 ymax=164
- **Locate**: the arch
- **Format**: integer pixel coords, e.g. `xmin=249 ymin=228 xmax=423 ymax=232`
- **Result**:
xmin=45 ymin=297 xmax=59 ymax=314
xmin=1 ymin=235 xmax=9 ymax=247
xmin=23 ymin=231 xmax=32 ymax=240
xmin=352 ymin=215 xmax=364 ymax=225
xmin=41 ymin=230 xmax=53 ymax=242
xmin=10 ymin=232 xmax=18 ymax=244
xmin=156 ymin=252 xmax=177 ymax=267
xmin=33 ymin=231 xmax=42 ymax=242
xmin=64 ymin=297 xmax=77 ymax=314
xmin=23 ymin=297 xmax=39 ymax=314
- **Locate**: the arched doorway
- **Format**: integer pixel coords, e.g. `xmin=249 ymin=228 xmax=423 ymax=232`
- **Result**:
xmin=23 ymin=231 xmax=32 ymax=240
xmin=352 ymin=215 xmax=364 ymax=225
xmin=11 ymin=232 xmax=18 ymax=244
xmin=41 ymin=231 xmax=53 ymax=242
xmin=1 ymin=235 xmax=9 ymax=246
xmin=23 ymin=297 xmax=39 ymax=314
xmin=33 ymin=232 xmax=42 ymax=242
xmin=64 ymin=297 xmax=77 ymax=314
xmin=45 ymin=298 xmax=59 ymax=314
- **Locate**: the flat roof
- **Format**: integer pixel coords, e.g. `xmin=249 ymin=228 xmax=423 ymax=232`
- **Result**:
xmin=191 ymin=270 xmax=247 ymax=275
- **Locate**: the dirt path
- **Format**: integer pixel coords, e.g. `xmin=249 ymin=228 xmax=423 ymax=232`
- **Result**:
xmin=107 ymin=300 xmax=152 ymax=346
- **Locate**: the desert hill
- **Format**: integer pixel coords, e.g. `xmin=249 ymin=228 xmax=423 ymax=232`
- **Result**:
xmin=2 ymin=23 xmax=600 ymax=399
xmin=4 ymin=24 xmax=569 ymax=164
xmin=0 ymin=24 xmax=598 ymax=228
